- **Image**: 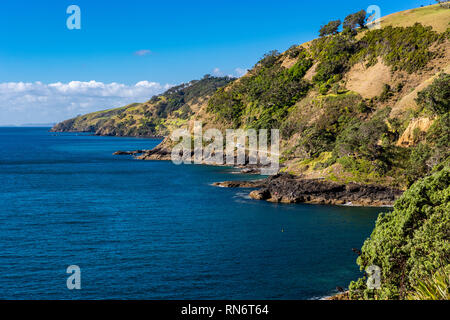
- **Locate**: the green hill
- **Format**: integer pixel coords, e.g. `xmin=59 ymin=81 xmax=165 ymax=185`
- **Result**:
xmin=51 ymin=75 xmax=233 ymax=137
xmin=53 ymin=5 xmax=450 ymax=189
xmin=52 ymin=4 xmax=450 ymax=300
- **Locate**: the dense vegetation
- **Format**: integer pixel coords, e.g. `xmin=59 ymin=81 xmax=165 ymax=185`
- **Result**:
xmin=207 ymin=49 xmax=312 ymax=130
xmin=404 ymin=73 xmax=450 ymax=186
xmin=353 ymin=23 xmax=441 ymax=73
xmin=349 ymin=165 xmax=449 ymax=300
xmin=205 ymin=12 xmax=449 ymax=186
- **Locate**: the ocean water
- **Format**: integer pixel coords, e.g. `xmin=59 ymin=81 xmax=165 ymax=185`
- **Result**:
xmin=0 ymin=127 xmax=386 ymax=300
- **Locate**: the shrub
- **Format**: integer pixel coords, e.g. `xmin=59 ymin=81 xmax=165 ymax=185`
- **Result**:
xmin=378 ymin=84 xmax=394 ymax=102
xmin=407 ymin=265 xmax=450 ymax=300
xmin=311 ymin=34 xmax=357 ymax=85
xmin=208 ymin=49 xmax=312 ymax=130
xmin=349 ymin=166 xmax=450 ymax=300
xmin=352 ymin=23 xmax=439 ymax=73
xmin=416 ymin=73 xmax=450 ymax=116
xmin=334 ymin=107 xmax=390 ymax=160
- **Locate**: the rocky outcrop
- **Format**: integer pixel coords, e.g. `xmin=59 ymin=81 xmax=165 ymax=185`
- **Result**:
xmin=212 ymin=180 xmax=266 ymax=188
xmin=135 ymin=145 xmax=173 ymax=161
xmin=113 ymin=150 xmax=148 ymax=155
xmin=213 ymin=173 xmax=402 ymax=207
xmin=248 ymin=174 xmax=403 ymax=206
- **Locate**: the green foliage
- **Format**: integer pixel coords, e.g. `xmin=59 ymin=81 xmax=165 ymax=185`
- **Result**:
xmin=401 ymin=75 xmax=450 ymax=185
xmin=256 ymin=50 xmax=281 ymax=69
xmin=337 ymin=156 xmax=385 ymax=181
xmin=208 ymin=49 xmax=312 ymax=130
xmin=353 ymin=23 xmax=439 ymax=73
xmin=349 ymin=166 xmax=450 ymax=300
xmin=426 ymin=113 xmax=450 ymax=158
xmin=310 ymin=33 xmax=357 ymax=86
xmin=334 ymin=107 xmax=390 ymax=161
xmin=416 ymin=73 xmax=450 ymax=116
xmin=319 ymin=19 xmax=341 ymax=37
xmin=404 ymin=143 xmax=434 ymax=186
xmin=285 ymin=45 xmax=303 ymax=58
xmin=151 ymin=75 xmax=234 ymax=118
xmin=343 ymin=10 xmax=367 ymax=31
xmin=407 ymin=265 xmax=450 ymax=300
xmin=295 ymin=93 xmax=363 ymax=157
xmin=378 ymin=84 xmax=394 ymax=102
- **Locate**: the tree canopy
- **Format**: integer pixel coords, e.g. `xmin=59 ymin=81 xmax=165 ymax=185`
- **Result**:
xmin=319 ymin=19 xmax=341 ymax=37
xmin=343 ymin=10 xmax=367 ymax=30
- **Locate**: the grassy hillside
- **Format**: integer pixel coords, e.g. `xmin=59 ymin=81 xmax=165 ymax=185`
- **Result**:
xmin=375 ymin=4 xmax=450 ymax=32
xmin=203 ymin=6 xmax=449 ymax=188
xmin=53 ymin=5 xmax=450 ymax=189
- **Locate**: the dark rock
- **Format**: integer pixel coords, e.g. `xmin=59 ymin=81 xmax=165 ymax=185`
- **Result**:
xmin=113 ymin=150 xmax=146 ymax=155
xmin=221 ymin=173 xmax=403 ymax=207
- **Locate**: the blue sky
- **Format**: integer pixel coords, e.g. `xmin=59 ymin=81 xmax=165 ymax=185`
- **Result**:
xmin=0 ymin=0 xmax=430 ymax=124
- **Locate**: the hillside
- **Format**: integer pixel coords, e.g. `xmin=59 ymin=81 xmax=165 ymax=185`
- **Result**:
xmin=51 ymin=4 xmax=450 ymax=300
xmin=374 ymin=4 xmax=450 ymax=32
xmin=51 ymin=75 xmax=233 ymax=137
xmin=53 ymin=5 xmax=450 ymax=189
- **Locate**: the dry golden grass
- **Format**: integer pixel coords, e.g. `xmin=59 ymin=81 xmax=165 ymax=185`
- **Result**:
xmin=373 ymin=4 xmax=450 ymax=32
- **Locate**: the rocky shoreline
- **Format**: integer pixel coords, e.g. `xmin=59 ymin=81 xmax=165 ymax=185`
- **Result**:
xmin=213 ymin=174 xmax=403 ymax=207
xmin=115 ymin=147 xmax=403 ymax=207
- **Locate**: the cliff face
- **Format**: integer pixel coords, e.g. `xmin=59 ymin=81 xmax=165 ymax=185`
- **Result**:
xmin=52 ymin=5 xmax=450 ymax=189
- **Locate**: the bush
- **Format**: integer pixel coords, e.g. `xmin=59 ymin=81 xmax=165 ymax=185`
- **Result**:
xmin=208 ymin=49 xmax=312 ymax=130
xmin=404 ymin=143 xmax=434 ymax=186
xmin=311 ymin=34 xmax=357 ymax=85
xmin=349 ymin=166 xmax=450 ymax=300
xmin=334 ymin=107 xmax=390 ymax=160
xmin=416 ymin=73 xmax=450 ymax=116
xmin=353 ymin=23 xmax=439 ymax=73
xmin=378 ymin=84 xmax=394 ymax=102
xmin=407 ymin=265 xmax=450 ymax=300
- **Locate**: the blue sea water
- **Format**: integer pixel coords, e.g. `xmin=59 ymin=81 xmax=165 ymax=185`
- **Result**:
xmin=0 ymin=127 xmax=386 ymax=300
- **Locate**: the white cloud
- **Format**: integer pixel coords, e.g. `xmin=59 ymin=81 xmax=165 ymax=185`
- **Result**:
xmin=0 ymin=81 xmax=172 ymax=125
xmin=212 ymin=67 xmax=223 ymax=76
xmin=213 ymin=67 xmax=247 ymax=78
xmin=235 ymin=68 xmax=248 ymax=77
xmin=134 ymin=49 xmax=151 ymax=56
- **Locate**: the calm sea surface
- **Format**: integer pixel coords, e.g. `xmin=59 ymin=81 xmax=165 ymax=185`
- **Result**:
xmin=0 ymin=127 xmax=386 ymax=299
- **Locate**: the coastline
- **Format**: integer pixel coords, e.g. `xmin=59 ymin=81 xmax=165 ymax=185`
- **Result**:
xmin=114 ymin=145 xmax=403 ymax=208
xmin=214 ymin=174 xmax=401 ymax=207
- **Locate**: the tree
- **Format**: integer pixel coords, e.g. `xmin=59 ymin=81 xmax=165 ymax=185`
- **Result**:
xmin=319 ymin=19 xmax=341 ymax=37
xmin=343 ymin=10 xmax=367 ymax=31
